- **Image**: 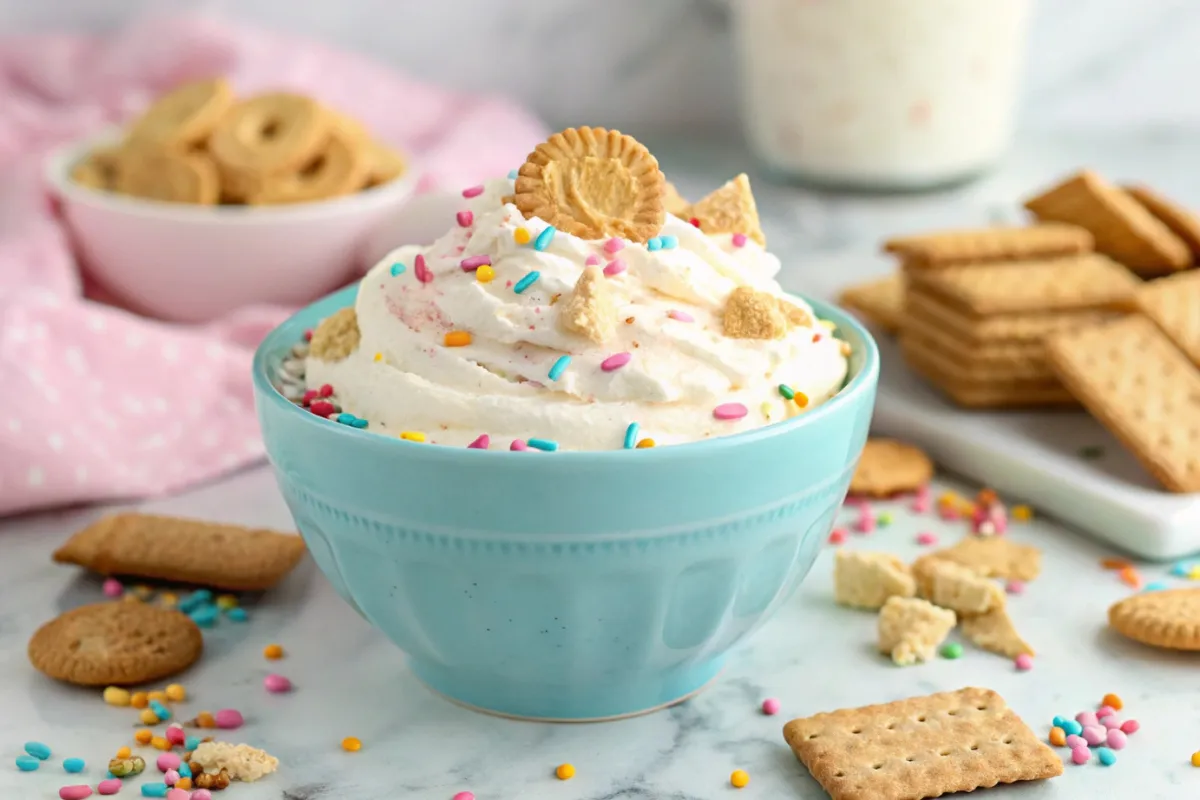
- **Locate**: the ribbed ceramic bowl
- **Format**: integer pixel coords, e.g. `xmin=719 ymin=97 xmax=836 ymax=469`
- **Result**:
xmin=253 ymin=284 xmax=878 ymax=721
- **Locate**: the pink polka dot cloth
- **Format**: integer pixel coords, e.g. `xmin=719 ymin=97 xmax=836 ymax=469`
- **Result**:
xmin=0 ymin=14 xmax=546 ymax=516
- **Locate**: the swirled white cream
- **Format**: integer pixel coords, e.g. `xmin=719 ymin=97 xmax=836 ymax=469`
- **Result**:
xmin=305 ymin=179 xmax=849 ymax=450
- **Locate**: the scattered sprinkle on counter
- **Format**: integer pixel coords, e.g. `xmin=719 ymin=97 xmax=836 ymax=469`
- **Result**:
xmin=26 ymin=742 xmax=52 ymax=760
xmin=555 ymin=763 xmax=575 ymax=780
xmin=1192 ymin=751 xmax=1200 ymax=767
xmin=730 ymin=769 xmax=750 ymax=788
xmin=97 ymin=779 xmax=121 ymax=795
xmin=115 ymin=747 xmax=131 ymax=759
xmin=227 ymin=607 xmax=248 ymax=621
xmin=916 ymin=531 xmax=938 ymax=546
xmin=444 ymin=330 xmax=472 ymax=347
xmin=461 ymin=254 xmax=490 ymax=271
xmin=264 ymin=673 xmax=292 ymax=693
xmin=476 ymin=265 xmax=495 ymax=283
xmin=58 ymin=786 xmax=92 ymax=799
xmin=761 ymin=698 xmax=781 ymax=716
xmin=527 ymin=438 xmax=558 ymax=452
xmin=15 ymin=755 xmax=39 ymax=771
xmin=453 ymin=793 xmax=475 ymax=800
xmin=939 ymin=642 xmax=962 ymax=659
xmin=514 ymin=271 xmax=540 ymax=294
xmin=1096 ymin=747 xmax=1116 ymax=766
xmin=1071 ymin=747 xmax=1090 ymax=765
xmin=390 ymin=262 xmax=406 ymax=276
xmin=104 ymin=686 xmax=131 ymax=706
xmin=456 ymin=210 xmax=474 ymax=227
xmin=165 ymin=726 xmax=185 ymax=746
xmin=1103 ymin=693 xmax=1124 ymax=711
xmin=151 ymin=736 xmax=170 ymax=751
xmin=1014 ymin=653 xmax=1034 ymax=671
xmin=1049 ymin=727 xmax=1066 ymax=746
xmin=827 ymin=528 xmax=847 ymax=545
xmin=134 ymin=730 xmax=153 ymax=745
xmin=533 ymin=226 xmax=556 ymax=251
xmin=400 ymin=431 xmax=427 ymax=443
xmin=62 ymin=757 xmax=85 ymax=773
xmin=601 ymin=352 xmax=632 ymax=372
xmin=713 ymin=402 xmax=747 ymax=421
xmin=165 ymin=683 xmax=187 ymax=702
xmin=462 ymin=184 xmax=484 ymax=198
xmin=877 ymin=511 xmax=893 ymax=527
xmin=548 ymin=355 xmax=571 ymax=381
xmin=214 ymin=709 xmax=244 ymax=729
xmin=102 ymin=578 xmax=123 ymax=597
xmin=514 ymin=227 xmax=532 ymax=245
xmin=341 ymin=737 xmax=362 ymax=752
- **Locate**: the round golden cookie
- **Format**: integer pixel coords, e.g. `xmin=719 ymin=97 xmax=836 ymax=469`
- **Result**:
xmin=363 ymin=141 xmax=407 ymax=188
xmin=208 ymin=93 xmax=332 ymax=176
xmin=28 ymin=601 xmax=203 ymax=686
xmin=126 ymin=78 xmax=235 ymax=149
xmin=1109 ymin=588 xmax=1200 ymax=650
xmin=513 ymin=126 xmax=666 ymax=244
xmin=248 ymin=127 xmax=369 ymax=205
xmin=116 ymin=150 xmax=220 ymax=205
xmin=849 ymin=438 xmax=934 ymax=496
xmin=71 ymin=146 xmax=124 ymax=191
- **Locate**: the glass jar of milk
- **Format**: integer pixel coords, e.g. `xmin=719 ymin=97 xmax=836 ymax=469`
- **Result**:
xmin=733 ymin=0 xmax=1032 ymax=191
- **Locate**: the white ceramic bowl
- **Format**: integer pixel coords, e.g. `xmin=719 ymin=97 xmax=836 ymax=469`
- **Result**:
xmin=45 ymin=134 xmax=417 ymax=323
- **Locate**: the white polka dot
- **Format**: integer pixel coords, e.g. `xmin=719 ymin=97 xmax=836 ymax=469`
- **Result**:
xmin=161 ymin=343 xmax=179 ymax=362
xmin=89 ymin=379 xmax=105 ymax=393
xmin=75 ymin=465 xmax=88 ymax=484
xmin=141 ymin=434 xmax=165 ymax=449
xmin=7 ymin=418 xmax=21 ymax=433
xmin=122 ymin=398 xmax=145 ymax=415
xmin=243 ymin=439 xmax=261 ymax=454
xmin=29 ymin=323 xmax=47 ymax=341
xmin=87 ymin=317 xmax=106 ymax=332
xmin=9 ymin=327 xmax=27 ymax=344
xmin=43 ymin=386 xmax=60 ymax=404
xmin=65 ymin=347 xmax=87 ymax=375
xmin=27 ymin=367 xmax=44 ymax=385
xmin=205 ymin=343 xmax=225 ymax=360
xmin=27 ymin=466 xmax=44 ymax=487
xmin=47 ymin=433 xmax=64 ymax=451
xmin=220 ymin=453 xmax=238 ymax=468
xmin=124 ymin=332 xmax=143 ymax=348
xmin=200 ymin=431 xmax=219 ymax=447
xmin=150 ymin=397 xmax=168 ymax=413
xmin=186 ymin=400 xmax=203 ymax=415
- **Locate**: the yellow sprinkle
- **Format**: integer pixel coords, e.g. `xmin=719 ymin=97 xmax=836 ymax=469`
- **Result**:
xmin=1012 ymin=504 xmax=1033 ymax=522
xmin=938 ymin=492 xmax=959 ymax=507
xmin=1192 ymin=751 xmax=1200 ymax=767
xmin=731 ymin=769 xmax=750 ymax=788
xmin=132 ymin=585 xmax=152 ymax=597
xmin=839 ymin=340 xmax=852 ymax=357
xmin=1189 ymin=566 xmax=1200 ymax=581
xmin=342 ymin=737 xmax=362 ymax=752
xmin=819 ymin=319 xmax=836 ymax=331
xmin=514 ymin=227 xmax=531 ymax=245
xmin=134 ymin=730 xmax=153 ymax=745
xmin=400 ymin=431 xmax=427 ymax=443
xmin=263 ymin=644 xmax=284 ymax=660
xmin=151 ymin=736 xmax=170 ymax=751
xmin=373 ymin=352 xmax=383 ymax=362
xmin=216 ymin=594 xmax=238 ymax=610
xmin=165 ymin=684 xmax=186 ymax=702
xmin=444 ymin=330 xmax=472 ymax=347
xmin=158 ymin=593 xmax=177 ymax=608
xmin=636 ymin=438 xmax=656 ymax=449
xmin=130 ymin=692 xmax=149 ymax=709
xmin=139 ymin=708 xmax=159 ymax=725
xmin=115 ymin=746 xmax=131 ymax=759
xmin=476 ymin=265 xmax=495 ymax=283
xmin=793 ymin=391 xmax=809 ymax=409
xmin=148 ymin=691 xmax=168 ymax=704
xmin=103 ymin=686 xmax=131 ymax=707
xmin=555 ymin=763 xmax=575 ymax=780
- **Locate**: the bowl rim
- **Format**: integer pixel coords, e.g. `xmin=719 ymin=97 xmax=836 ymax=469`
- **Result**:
xmin=44 ymin=129 xmax=418 ymax=226
xmin=253 ymin=284 xmax=879 ymax=463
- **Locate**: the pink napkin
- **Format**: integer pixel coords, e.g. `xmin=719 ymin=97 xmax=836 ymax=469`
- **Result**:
xmin=0 ymin=14 xmax=546 ymax=517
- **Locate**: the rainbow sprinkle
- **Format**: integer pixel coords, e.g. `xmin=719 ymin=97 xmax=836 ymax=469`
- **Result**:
xmin=527 ymin=438 xmax=559 ymax=452
xmin=603 ymin=259 xmax=627 ymax=277
xmin=510 ymin=440 xmax=529 ymax=451
xmin=636 ymin=438 xmax=656 ymax=448
xmin=534 ymin=226 xmax=557 ymax=251
xmin=732 ymin=233 xmax=748 ymax=248
xmin=601 ymin=352 xmax=632 ymax=372
xmin=713 ymin=403 xmax=748 ymax=421
xmin=514 ymin=227 xmax=532 ymax=245
xmin=335 ymin=413 xmax=368 ymax=429
xmin=623 ymin=423 xmax=640 ymax=449
xmin=460 ymin=255 xmax=491 ymax=271
xmin=414 ymin=254 xmax=433 ymax=283
xmin=778 ymin=384 xmax=795 ymax=400
xmin=668 ymin=310 xmax=694 ymax=322
xmin=514 ymin=271 xmax=540 ymax=294
xmin=507 ymin=169 xmax=519 ymax=180
xmin=548 ymin=355 xmax=571 ymax=381
xmin=585 ymin=254 xmax=601 ymax=266
xmin=456 ymin=210 xmax=474 ymax=227
xmin=390 ymin=262 xmax=406 ymax=276
xmin=462 ymin=185 xmax=485 ymax=198
xmin=467 ymin=434 xmax=491 ymax=450
xmin=604 ymin=238 xmax=625 ymax=254
xmin=659 ymin=235 xmax=678 ymax=249
xmin=646 ymin=237 xmax=663 ymax=251
xmin=399 ymin=431 xmax=426 ymax=442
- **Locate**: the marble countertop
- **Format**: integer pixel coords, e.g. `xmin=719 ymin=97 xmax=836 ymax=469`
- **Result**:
xmin=4 ymin=132 xmax=1200 ymax=799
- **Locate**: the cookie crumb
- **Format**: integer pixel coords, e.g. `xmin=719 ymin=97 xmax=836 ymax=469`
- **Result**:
xmin=723 ymin=286 xmax=788 ymax=340
xmin=834 ymin=550 xmax=915 ymax=610
xmin=191 ymin=742 xmax=278 ymax=783
xmin=559 ymin=266 xmax=616 ymax=344
xmin=877 ymin=596 xmax=956 ymax=666
xmin=309 ymin=307 xmax=360 ymax=362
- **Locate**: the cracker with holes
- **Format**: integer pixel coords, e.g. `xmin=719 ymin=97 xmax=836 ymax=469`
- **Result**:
xmin=877 ymin=597 xmax=956 ymax=667
xmin=834 ymin=551 xmax=915 ymax=610
xmin=850 ymin=438 xmax=934 ymax=497
xmin=782 ymin=687 xmax=1062 ymax=800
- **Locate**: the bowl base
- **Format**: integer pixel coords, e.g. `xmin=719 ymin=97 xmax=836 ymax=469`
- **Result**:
xmin=409 ymin=657 xmax=725 ymax=722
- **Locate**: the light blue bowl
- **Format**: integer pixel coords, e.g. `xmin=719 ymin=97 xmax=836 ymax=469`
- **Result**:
xmin=253 ymin=285 xmax=878 ymax=721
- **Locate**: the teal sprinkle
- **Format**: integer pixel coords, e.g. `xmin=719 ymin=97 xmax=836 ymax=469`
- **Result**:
xmin=63 ymin=758 xmax=85 ymax=773
xmin=527 ymin=438 xmax=559 ymax=452
xmin=390 ymin=262 xmax=406 ymax=276
xmin=659 ymin=235 xmax=679 ymax=249
xmin=514 ymin=271 xmax=540 ymax=294
xmin=778 ymin=384 xmax=795 ymax=400
xmin=106 ymin=772 xmax=116 ymax=780
xmin=189 ymin=605 xmax=218 ymax=629
xmin=508 ymin=168 xmax=519 ymax=180
xmin=1096 ymin=747 xmax=1116 ymax=766
xmin=623 ymin=422 xmax=640 ymax=450
xmin=184 ymin=737 xmax=201 ymax=752
xmin=149 ymin=699 xmax=171 ymax=720
xmin=1171 ymin=561 xmax=1194 ymax=577
xmin=548 ymin=355 xmax=571 ymax=381
xmin=15 ymin=755 xmax=39 ymax=771
xmin=24 ymin=742 xmax=50 ymax=761
xmin=1143 ymin=580 xmax=1168 ymax=592
xmin=646 ymin=237 xmax=662 ymax=251
xmin=534 ymin=226 xmax=556 ymax=251
xmin=350 ymin=417 xmax=368 ymax=429
xmin=142 ymin=784 xmax=169 ymax=797
xmin=227 ymin=607 xmax=249 ymax=622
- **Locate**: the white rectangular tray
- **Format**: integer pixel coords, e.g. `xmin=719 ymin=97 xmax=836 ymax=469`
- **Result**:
xmin=869 ymin=334 xmax=1200 ymax=561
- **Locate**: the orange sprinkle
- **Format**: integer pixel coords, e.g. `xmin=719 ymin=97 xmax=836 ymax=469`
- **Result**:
xmin=1101 ymin=557 xmax=1133 ymax=570
xmin=134 ymin=729 xmax=153 ymax=745
xmin=1049 ymin=726 xmax=1066 ymax=746
xmin=1011 ymin=504 xmax=1033 ymax=521
xmin=115 ymin=746 xmax=132 ymax=759
xmin=444 ymin=330 xmax=472 ymax=347
xmin=977 ymin=488 xmax=998 ymax=507
xmin=793 ymin=391 xmax=809 ymax=409
xmin=175 ymin=778 xmax=192 ymax=791
xmin=1102 ymin=693 xmax=1123 ymax=711
xmin=130 ymin=692 xmax=149 ymax=709
xmin=342 ymin=737 xmax=362 ymax=752
xmin=636 ymin=438 xmax=656 ymax=449
xmin=514 ymin=227 xmax=531 ymax=245
xmin=151 ymin=736 xmax=170 ymax=751
xmin=195 ymin=711 xmax=216 ymax=729
xmin=1118 ymin=566 xmax=1142 ymax=589
xmin=263 ymin=644 xmax=284 ymax=660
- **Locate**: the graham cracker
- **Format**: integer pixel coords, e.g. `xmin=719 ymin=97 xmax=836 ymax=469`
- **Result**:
xmin=1137 ymin=270 xmax=1200 ymax=367
xmin=961 ymin=605 xmax=1035 ymax=658
xmin=1044 ymin=315 xmax=1200 ymax=493
xmin=309 ymin=307 xmax=360 ymax=362
xmin=899 ymin=330 xmax=1056 ymax=383
xmin=849 ymin=438 xmax=933 ymax=496
xmin=1124 ymin=185 xmax=1200 ymax=257
xmin=558 ymin=265 xmax=616 ymax=344
xmin=663 ymin=180 xmax=690 ymax=216
xmin=900 ymin=337 xmax=1078 ymax=409
xmin=878 ymin=596 xmax=956 ymax=666
xmin=931 ymin=537 xmax=1042 ymax=582
xmin=723 ymin=286 xmax=788 ymax=339
xmin=1024 ymin=170 xmax=1190 ymax=275
xmin=1109 ymin=588 xmax=1200 ymax=651
xmin=53 ymin=513 xmax=308 ymax=591
xmin=837 ymin=274 xmax=905 ymax=333
xmin=905 ymin=289 xmax=1123 ymax=344
xmin=901 ymin=313 xmax=1052 ymax=374
xmin=28 ymin=602 xmax=203 ymax=686
xmin=834 ymin=550 xmax=916 ymax=610
xmin=688 ymin=173 xmax=765 ymax=246
xmin=783 ymin=687 xmax=1063 ymax=800
xmin=911 ymin=556 xmax=1005 ymax=616
xmin=884 ymin=223 xmax=1093 ymax=268
xmin=904 ymin=254 xmax=1140 ymax=316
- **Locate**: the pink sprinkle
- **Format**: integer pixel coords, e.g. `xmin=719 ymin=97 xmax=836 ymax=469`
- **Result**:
xmin=167 ymin=790 xmax=191 ymax=800
xmin=1097 ymin=704 xmax=1117 ymax=718
xmin=510 ymin=440 xmax=528 ymax=451
xmin=603 ymin=259 xmax=627 ymax=277
xmin=1100 ymin=715 xmax=1122 ymax=730
xmin=1014 ymin=653 xmax=1034 ymax=671
xmin=1120 ymin=719 xmax=1139 ymax=734
xmin=1005 ymin=580 xmax=1025 ymax=595
xmin=460 ymin=254 xmax=491 ymax=271
xmin=938 ymin=506 xmax=961 ymax=521
xmin=1076 ymin=711 xmax=1098 ymax=727
xmin=604 ymin=238 xmax=625 ymax=254
xmin=713 ymin=402 xmax=748 ymax=421
xmin=214 ymin=708 xmax=244 ymax=729
xmin=668 ymin=310 xmax=694 ymax=323
xmin=102 ymin=578 xmax=123 ymax=597
xmin=910 ymin=496 xmax=931 ymax=513
xmin=1081 ymin=725 xmax=1106 ymax=746
xmin=601 ymin=352 xmax=632 ymax=372
xmin=165 ymin=768 xmax=180 ymax=785
xmin=467 ymin=435 xmax=490 ymax=450
xmin=462 ymin=185 xmax=484 ymax=198
xmin=301 ymin=388 xmax=318 ymax=406
xmin=165 ymin=725 xmax=186 ymax=745
xmin=309 ymin=401 xmax=335 ymax=418
xmin=1106 ymin=729 xmax=1127 ymax=750
xmin=453 ymin=793 xmax=476 ymax=800
xmin=156 ymin=753 xmax=181 ymax=772
xmin=761 ymin=698 xmax=781 ymax=716
xmin=856 ymin=515 xmax=876 ymax=534
xmin=58 ymin=788 xmax=92 ymax=800
xmin=319 ymin=383 xmax=334 ymax=398
xmin=97 ymin=779 xmax=122 ymax=796
xmin=456 ymin=210 xmax=474 ymax=227
xmin=1065 ymin=734 xmax=1085 ymax=749
xmin=264 ymin=673 xmax=292 ymax=693
xmin=731 ymin=232 xmax=748 ymax=248
xmin=414 ymin=253 xmax=433 ymax=283
xmin=828 ymin=528 xmax=847 ymax=545
xmin=192 ymin=791 xmax=213 ymax=800
xmin=916 ymin=532 xmax=937 ymax=546
xmin=585 ymin=254 xmax=601 ymax=266
xmin=1071 ymin=746 xmax=1090 ymax=765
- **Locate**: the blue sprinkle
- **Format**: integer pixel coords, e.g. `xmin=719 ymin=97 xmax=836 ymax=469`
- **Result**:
xmin=179 ymin=762 xmax=192 ymax=779
xmin=513 ymin=271 xmax=540 ymax=294
xmin=646 ymin=237 xmax=662 ymax=251
xmin=1171 ymin=561 xmax=1194 ymax=577
xmin=390 ymin=262 xmax=406 ymax=276
xmin=1061 ymin=719 xmax=1082 ymax=736
xmin=659 ymin=235 xmax=679 ymax=249
xmin=178 ymin=590 xmax=211 ymax=614
xmin=527 ymin=438 xmax=559 ymax=452
xmin=507 ymin=168 xmax=519 ymax=180
xmin=142 ymin=784 xmax=169 ymax=797
xmin=15 ymin=755 xmax=39 ymax=771
xmin=149 ymin=699 xmax=171 ymax=721
xmin=623 ymin=422 xmax=640 ymax=450
xmin=184 ymin=737 xmax=201 ymax=752
xmin=350 ymin=417 xmax=368 ymax=429
xmin=1144 ymin=580 xmax=1168 ymax=592
xmin=1096 ymin=746 xmax=1116 ymax=766
xmin=1051 ymin=716 xmax=1066 ymax=729
xmin=24 ymin=742 xmax=51 ymax=760
xmin=189 ymin=605 xmax=219 ymax=629
xmin=107 ymin=772 xmax=116 ymax=780
xmin=533 ymin=226 xmax=556 ymax=251
xmin=548 ymin=355 xmax=571 ymax=381
xmin=336 ymin=412 xmax=368 ymax=428
xmin=63 ymin=757 xmax=85 ymax=773
xmin=226 ymin=607 xmax=249 ymax=622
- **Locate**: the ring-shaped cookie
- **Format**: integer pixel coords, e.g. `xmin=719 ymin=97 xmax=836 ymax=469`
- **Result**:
xmin=208 ymin=93 xmax=332 ymax=175
xmin=116 ymin=150 xmax=220 ymax=205
xmin=249 ymin=127 xmax=369 ymax=205
xmin=126 ymin=77 xmax=235 ymax=149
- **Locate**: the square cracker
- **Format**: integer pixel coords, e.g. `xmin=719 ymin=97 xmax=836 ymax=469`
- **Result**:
xmin=1045 ymin=315 xmax=1200 ymax=493
xmin=838 ymin=273 xmax=905 ymax=333
xmin=783 ymin=687 xmax=1063 ymax=800
xmin=899 ymin=336 xmax=1077 ymax=409
xmin=904 ymin=254 xmax=1140 ymax=316
xmin=1025 ymin=170 xmax=1191 ymax=275
xmin=1124 ymin=184 xmax=1200 ymax=256
xmin=899 ymin=330 xmax=1055 ymax=383
xmin=931 ymin=537 xmax=1042 ymax=582
xmin=54 ymin=513 xmax=307 ymax=591
xmin=834 ymin=550 xmax=915 ymax=610
xmin=883 ymin=223 xmax=1093 ymax=268
xmin=904 ymin=288 xmax=1122 ymax=344
xmin=1137 ymin=270 xmax=1200 ymax=368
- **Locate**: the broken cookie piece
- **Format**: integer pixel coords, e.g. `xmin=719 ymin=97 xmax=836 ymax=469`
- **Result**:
xmin=723 ymin=286 xmax=789 ymax=339
xmin=559 ymin=265 xmax=617 ymax=344
xmin=878 ymin=596 xmax=956 ymax=666
xmin=309 ymin=307 xmax=360 ymax=362
xmin=961 ymin=605 xmax=1034 ymax=659
xmin=932 ymin=537 xmax=1042 ymax=582
xmin=912 ymin=556 xmax=1005 ymax=616
xmin=688 ymin=173 xmax=766 ymax=246
xmin=834 ymin=550 xmax=916 ymax=610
